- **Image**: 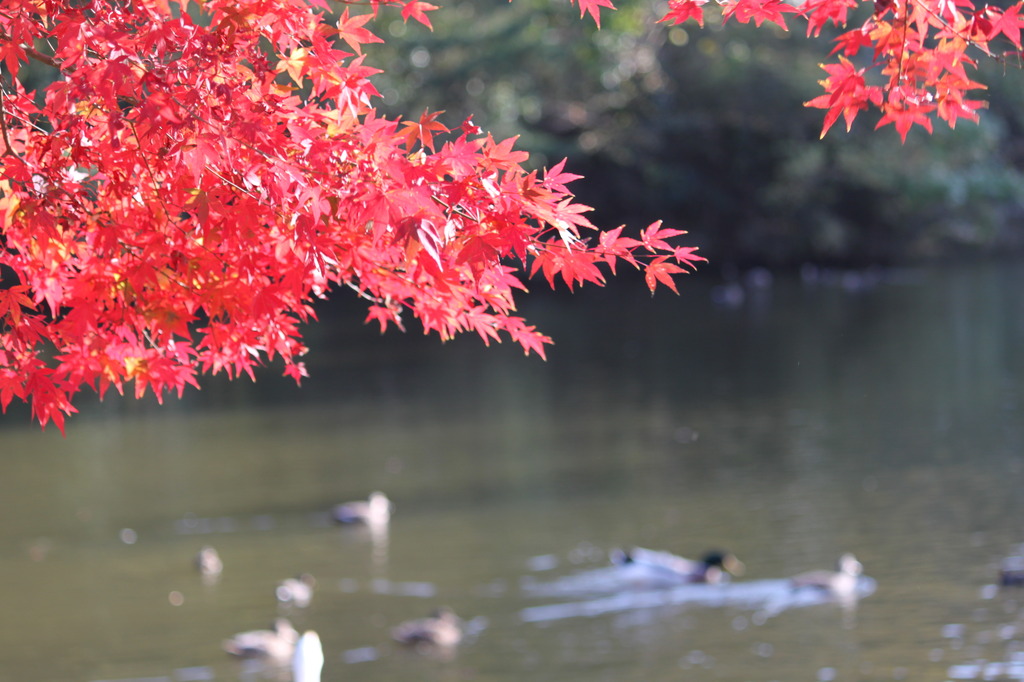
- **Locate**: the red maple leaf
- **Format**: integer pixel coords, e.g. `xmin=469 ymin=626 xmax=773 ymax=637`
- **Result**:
xmin=399 ymin=109 xmax=448 ymax=152
xmin=336 ymin=9 xmax=383 ymax=54
xmin=989 ymin=4 xmax=1024 ymax=48
xmin=0 ymin=284 xmax=34 ymax=325
xmin=876 ymin=100 xmax=936 ymax=140
xmin=597 ymin=225 xmax=642 ymax=268
xmin=805 ymin=56 xmax=883 ymax=136
xmin=659 ymin=0 xmax=710 ymax=27
xmin=801 ymin=0 xmax=860 ymax=37
xmin=640 ymin=221 xmax=688 ymax=252
xmin=644 ymin=257 xmax=687 ymax=294
xmin=721 ymin=0 xmax=798 ymax=29
xmin=504 ymin=316 xmax=552 ymax=360
xmin=482 ymin=134 xmax=530 ymax=169
xmin=573 ymin=0 xmax=617 ymax=27
xmin=400 ymin=0 xmax=439 ymax=29
xmin=541 ymin=158 xmax=584 ymax=194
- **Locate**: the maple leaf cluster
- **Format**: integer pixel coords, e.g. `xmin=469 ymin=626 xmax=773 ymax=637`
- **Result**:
xmin=0 ymin=0 xmax=703 ymax=431
xmin=656 ymin=0 xmax=1024 ymax=140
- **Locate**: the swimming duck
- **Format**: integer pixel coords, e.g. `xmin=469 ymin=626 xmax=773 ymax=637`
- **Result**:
xmin=194 ymin=546 xmax=223 ymax=579
xmin=223 ymin=618 xmax=299 ymax=661
xmin=790 ymin=553 xmax=863 ymax=594
xmin=276 ymin=573 xmax=316 ymax=608
xmin=332 ymin=491 xmax=392 ymax=525
xmin=610 ymin=547 xmax=746 ymax=585
xmin=391 ymin=607 xmax=462 ymax=648
xmin=1000 ymin=555 xmax=1024 ymax=586
xmin=292 ymin=631 xmax=324 ymax=682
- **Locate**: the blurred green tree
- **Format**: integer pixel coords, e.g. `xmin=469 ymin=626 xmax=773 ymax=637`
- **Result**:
xmin=369 ymin=0 xmax=1024 ymax=267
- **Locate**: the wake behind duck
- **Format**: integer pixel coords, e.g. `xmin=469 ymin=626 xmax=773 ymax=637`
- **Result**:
xmin=520 ymin=550 xmax=875 ymax=624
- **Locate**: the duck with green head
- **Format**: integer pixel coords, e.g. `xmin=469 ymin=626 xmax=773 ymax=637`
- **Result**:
xmin=610 ymin=547 xmax=746 ymax=586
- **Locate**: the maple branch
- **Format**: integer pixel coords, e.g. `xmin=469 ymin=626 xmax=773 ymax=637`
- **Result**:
xmin=0 ymin=29 xmax=60 ymax=70
xmin=2 ymin=103 xmax=53 ymax=138
xmin=345 ymin=280 xmax=389 ymax=304
xmin=904 ymin=0 xmax=996 ymax=59
xmin=893 ymin=8 xmax=911 ymax=98
xmin=128 ymin=118 xmax=174 ymax=220
xmin=0 ymin=88 xmax=14 ymax=158
xmin=206 ymin=168 xmax=263 ymax=204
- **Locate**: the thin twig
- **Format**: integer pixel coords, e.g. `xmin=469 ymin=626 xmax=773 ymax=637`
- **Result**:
xmin=0 ymin=87 xmax=14 ymax=156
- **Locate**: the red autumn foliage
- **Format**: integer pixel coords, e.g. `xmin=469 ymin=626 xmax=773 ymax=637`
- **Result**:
xmin=0 ymin=0 xmax=704 ymax=431
xmin=0 ymin=0 xmax=1019 ymax=430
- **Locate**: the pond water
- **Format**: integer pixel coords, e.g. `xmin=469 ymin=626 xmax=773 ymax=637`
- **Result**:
xmin=2 ymin=262 xmax=1024 ymax=682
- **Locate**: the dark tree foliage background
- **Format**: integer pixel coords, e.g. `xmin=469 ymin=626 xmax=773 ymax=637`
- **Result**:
xmin=369 ymin=0 xmax=1024 ymax=270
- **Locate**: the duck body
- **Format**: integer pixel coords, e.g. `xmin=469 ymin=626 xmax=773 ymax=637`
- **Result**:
xmin=276 ymin=573 xmax=316 ymax=608
xmin=333 ymin=491 xmax=392 ymax=525
xmin=790 ymin=553 xmax=863 ymax=594
xmin=610 ymin=547 xmax=744 ymax=586
xmin=194 ymin=546 xmax=223 ymax=579
xmin=292 ymin=631 xmax=324 ymax=682
xmin=1000 ymin=555 xmax=1024 ymax=586
xmin=391 ymin=607 xmax=462 ymax=648
xmin=223 ymin=618 xmax=299 ymax=661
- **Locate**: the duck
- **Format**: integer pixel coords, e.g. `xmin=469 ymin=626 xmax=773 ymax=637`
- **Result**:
xmin=609 ymin=547 xmax=746 ymax=585
xmin=292 ymin=630 xmax=324 ymax=682
xmin=194 ymin=546 xmax=223 ymax=579
xmin=223 ymin=618 xmax=299 ymax=661
xmin=391 ymin=607 xmax=462 ymax=648
xmin=999 ymin=555 xmax=1024 ymax=586
xmin=276 ymin=573 xmax=316 ymax=608
xmin=332 ymin=491 xmax=392 ymax=525
xmin=790 ymin=553 xmax=863 ymax=594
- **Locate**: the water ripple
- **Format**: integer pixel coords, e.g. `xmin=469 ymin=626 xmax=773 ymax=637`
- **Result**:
xmin=519 ymin=575 xmax=877 ymax=623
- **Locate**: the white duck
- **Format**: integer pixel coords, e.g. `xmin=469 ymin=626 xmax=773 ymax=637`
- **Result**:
xmin=194 ymin=546 xmax=223 ymax=579
xmin=332 ymin=491 xmax=392 ymax=525
xmin=276 ymin=573 xmax=316 ymax=608
xmin=222 ymin=618 xmax=298 ymax=662
xmin=292 ymin=630 xmax=324 ymax=682
xmin=790 ymin=553 xmax=864 ymax=594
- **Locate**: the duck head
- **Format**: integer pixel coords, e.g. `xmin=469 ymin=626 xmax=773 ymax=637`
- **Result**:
xmin=838 ymin=553 xmax=863 ymax=577
xmin=702 ymin=550 xmax=746 ymax=578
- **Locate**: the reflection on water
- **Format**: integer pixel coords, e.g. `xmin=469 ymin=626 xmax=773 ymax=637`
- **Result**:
xmin=2 ymin=263 xmax=1024 ymax=681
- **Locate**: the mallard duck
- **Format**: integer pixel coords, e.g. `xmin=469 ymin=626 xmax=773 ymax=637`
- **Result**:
xmin=332 ymin=491 xmax=392 ymax=525
xmin=223 ymin=618 xmax=299 ymax=661
xmin=391 ymin=607 xmax=462 ymax=648
xmin=276 ymin=573 xmax=316 ymax=608
xmin=1000 ymin=555 xmax=1024 ymax=586
xmin=292 ymin=630 xmax=324 ymax=682
xmin=790 ymin=553 xmax=863 ymax=593
xmin=610 ymin=547 xmax=745 ymax=585
xmin=194 ymin=546 xmax=223 ymax=579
